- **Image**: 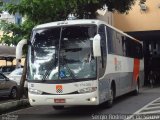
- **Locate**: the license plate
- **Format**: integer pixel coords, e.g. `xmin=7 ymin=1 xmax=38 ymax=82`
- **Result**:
xmin=54 ymin=99 xmax=65 ymax=103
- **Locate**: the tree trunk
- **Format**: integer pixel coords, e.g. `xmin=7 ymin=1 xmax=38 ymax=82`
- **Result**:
xmin=18 ymin=57 xmax=27 ymax=99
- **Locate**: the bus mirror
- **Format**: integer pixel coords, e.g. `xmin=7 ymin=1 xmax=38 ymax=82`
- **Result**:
xmin=16 ymin=39 xmax=27 ymax=60
xmin=93 ymin=34 xmax=101 ymax=57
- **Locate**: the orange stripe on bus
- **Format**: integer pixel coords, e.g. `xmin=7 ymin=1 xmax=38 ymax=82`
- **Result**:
xmin=133 ymin=59 xmax=140 ymax=81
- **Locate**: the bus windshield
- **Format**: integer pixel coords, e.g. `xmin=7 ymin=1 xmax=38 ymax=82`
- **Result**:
xmin=28 ymin=25 xmax=97 ymax=81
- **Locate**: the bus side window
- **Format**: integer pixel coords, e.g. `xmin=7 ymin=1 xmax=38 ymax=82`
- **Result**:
xmin=106 ymin=27 xmax=115 ymax=54
xmin=98 ymin=25 xmax=107 ymax=77
xmin=115 ymin=32 xmax=123 ymax=56
xmin=125 ymin=37 xmax=133 ymax=58
xmin=125 ymin=38 xmax=142 ymax=59
xmin=122 ymin=36 xmax=126 ymax=56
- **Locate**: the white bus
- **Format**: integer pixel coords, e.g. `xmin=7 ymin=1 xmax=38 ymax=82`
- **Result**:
xmin=18 ymin=20 xmax=144 ymax=109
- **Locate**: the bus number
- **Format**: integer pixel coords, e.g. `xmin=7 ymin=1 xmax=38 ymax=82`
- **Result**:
xmin=74 ymin=83 xmax=92 ymax=87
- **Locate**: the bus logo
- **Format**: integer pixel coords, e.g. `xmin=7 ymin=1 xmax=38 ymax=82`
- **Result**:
xmin=56 ymin=85 xmax=63 ymax=93
xmin=114 ymin=57 xmax=121 ymax=71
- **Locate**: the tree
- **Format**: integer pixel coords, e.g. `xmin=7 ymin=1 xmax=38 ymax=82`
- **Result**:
xmin=0 ymin=20 xmax=23 ymax=45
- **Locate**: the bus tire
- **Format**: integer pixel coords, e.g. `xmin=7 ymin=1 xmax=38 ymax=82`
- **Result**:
xmin=133 ymin=80 xmax=139 ymax=95
xmin=106 ymin=83 xmax=115 ymax=108
xmin=53 ymin=106 xmax=64 ymax=110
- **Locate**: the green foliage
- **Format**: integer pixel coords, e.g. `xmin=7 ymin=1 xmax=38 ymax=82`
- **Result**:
xmin=4 ymin=0 xmax=73 ymax=24
xmin=3 ymin=0 xmax=146 ymax=22
xmin=0 ymin=20 xmax=33 ymax=45
xmin=104 ymin=0 xmax=136 ymax=14
xmin=0 ymin=0 xmax=146 ymax=45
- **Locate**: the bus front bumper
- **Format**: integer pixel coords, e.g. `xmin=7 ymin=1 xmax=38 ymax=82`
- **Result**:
xmin=29 ymin=92 xmax=99 ymax=106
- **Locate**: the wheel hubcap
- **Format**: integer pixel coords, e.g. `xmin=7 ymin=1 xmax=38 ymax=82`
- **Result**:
xmin=109 ymin=89 xmax=113 ymax=103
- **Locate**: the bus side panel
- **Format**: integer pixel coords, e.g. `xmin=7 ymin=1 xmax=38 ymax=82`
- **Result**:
xmin=107 ymin=55 xmax=135 ymax=95
xmin=98 ymin=54 xmax=134 ymax=104
xmin=98 ymin=77 xmax=110 ymax=104
xmin=132 ymin=58 xmax=144 ymax=88
xmin=98 ymin=73 xmax=133 ymax=104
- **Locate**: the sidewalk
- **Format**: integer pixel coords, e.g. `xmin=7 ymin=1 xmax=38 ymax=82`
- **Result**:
xmin=0 ymin=99 xmax=30 ymax=114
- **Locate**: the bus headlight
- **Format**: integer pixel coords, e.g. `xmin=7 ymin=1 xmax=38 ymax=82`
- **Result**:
xmin=78 ymin=87 xmax=97 ymax=94
xmin=29 ymin=89 xmax=43 ymax=95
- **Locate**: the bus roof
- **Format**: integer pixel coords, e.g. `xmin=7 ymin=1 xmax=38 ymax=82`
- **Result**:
xmin=34 ymin=19 xmax=141 ymax=44
xmin=34 ymin=19 xmax=100 ymax=29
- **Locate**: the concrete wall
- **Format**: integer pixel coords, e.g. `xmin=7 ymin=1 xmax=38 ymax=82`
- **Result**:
xmin=113 ymin=0 xmax=160 ymax=32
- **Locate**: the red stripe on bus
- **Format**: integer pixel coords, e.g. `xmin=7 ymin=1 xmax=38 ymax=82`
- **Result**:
xmin=133 ymin=59 xmax=140 ymax=81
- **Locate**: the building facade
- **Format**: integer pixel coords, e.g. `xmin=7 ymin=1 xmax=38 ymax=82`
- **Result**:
xmin=1 ymin=0 xmax=22 ymax=24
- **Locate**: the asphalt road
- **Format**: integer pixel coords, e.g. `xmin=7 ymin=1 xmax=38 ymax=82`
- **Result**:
xmin=2 ymin=87 xmax=160 ymax=120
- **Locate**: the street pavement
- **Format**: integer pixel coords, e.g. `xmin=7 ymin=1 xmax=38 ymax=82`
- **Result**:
xmin=125 ymin=96 xmax=160 ymax=120
xmin=0 ymin=86 xmax=160 ymax=120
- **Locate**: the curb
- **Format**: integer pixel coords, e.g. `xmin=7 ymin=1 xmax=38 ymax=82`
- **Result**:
xmin=0 ymin=99 xmax=30 ymax=113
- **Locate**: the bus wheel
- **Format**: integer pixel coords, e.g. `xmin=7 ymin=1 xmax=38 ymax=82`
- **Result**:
xmin=133 ymin=80 xmax=139 ymax=95
xmin=53 ymin=106 xmax=64 ymax=110
xmin=107 ymin=85 xmax=115 ymax=108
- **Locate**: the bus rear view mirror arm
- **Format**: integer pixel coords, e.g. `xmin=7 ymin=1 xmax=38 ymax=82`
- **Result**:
xmin=16 ymin=39 xmax=27 ymax=60
xmin=93 ymin=34 xmax=101 ymax=57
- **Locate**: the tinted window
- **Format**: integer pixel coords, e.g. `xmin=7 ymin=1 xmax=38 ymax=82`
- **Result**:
xmin=106 ymin=26 xmax=143 ymax=59
xmin=98 ymin=25 xmax=107 ymax=77
xmin=125 ymin=37 xmax=143 ymax=58
xmin=115 ymin=32 xmax=123 ymax=55
xmin=106 ymin=26 xmax=115 ymax=54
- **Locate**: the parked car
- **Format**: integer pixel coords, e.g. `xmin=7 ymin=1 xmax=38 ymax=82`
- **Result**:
xmin=7 ymin=68 xmax=28 ymax=97
xmin=0 ymin=73 xmax=18 ymax=99
xmin=0 ymin=65 xmax=16 ymax=76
